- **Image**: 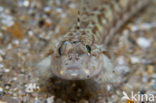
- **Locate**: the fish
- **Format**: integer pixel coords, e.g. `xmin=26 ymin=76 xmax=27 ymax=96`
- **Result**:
xmin=35 ymin=0 xmax=150 ymax=82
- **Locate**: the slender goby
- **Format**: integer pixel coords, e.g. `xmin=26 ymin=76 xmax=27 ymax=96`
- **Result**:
xmin=36 ymin=0 xmax=150 ymax=81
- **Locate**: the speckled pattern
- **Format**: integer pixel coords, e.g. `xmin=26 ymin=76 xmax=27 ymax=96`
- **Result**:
xmin=0 ymin=0 xmax=155 ymax=103
xmin=38 ymin=0 xmax=150 ymax=81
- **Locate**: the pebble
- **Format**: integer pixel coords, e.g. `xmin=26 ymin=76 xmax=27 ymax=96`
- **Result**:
xmin=3 ymin=68 xmax=10 ymax=73
xmin=34 ymin=100 xmax=41 ymax=103
xmin=131 ymin=23 xmax=156 ymax=32
xmin=23 ymin=0 xmax=30 ymax=7
xmin=0 ymin=13 xmax=14 ymax=27
xmin=0 ymin=63 xmax=4 ymax=69
xmin=0 ymin=6 xmax=4 ymax=12
xmin=12 ymin=77 xmax=17 ymax=82
xmin=137 ymin=37 xmax=151 ymax=49
xmin=0 ymin=50 xmax=5 ymax=55
xmin=12 ymin=40 xmax=20 ymax=45
xmin=130 ymin=56 xmax=141 ymax=64
xmin=69 ymin=3 xmax=76 ymax=8
xmin=44 ymin=6 xmax=51 ymax=12
xmin=47 ymin=96 xmax=54 ymax=103
xmin=142 ymin=77 xmax=148 ymax=83
xmin=0 ymin=87 xmax=3 ymax=92
xmin=115 ymin=65 xmax=130 ymax=75
xmin=116 ymin=56 xmax=126 ymax=65
xmin=0 ymin=55 xmax=3 ymax=62
xmin=146 ymin=65 xmax=154 ymax=74
xmin=56 ymin=8 xmax=63 ymax=13
xmin=5 ymin=84 xmax=11 ymax=90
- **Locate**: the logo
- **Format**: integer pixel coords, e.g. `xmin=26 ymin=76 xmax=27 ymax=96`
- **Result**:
xmin=122 ymin=91 xmax=155 ymax=102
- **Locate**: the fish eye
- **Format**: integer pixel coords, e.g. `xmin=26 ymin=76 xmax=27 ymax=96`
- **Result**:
xmin=58 ymin=41 xmax=65 ymax=56
xmin=58 ymin=46 xmax=62 ymax=55
xmin=58 ymin=41 xmax=72 ymax=56
xmin=86 ymin=45 xmax=91 ymax=53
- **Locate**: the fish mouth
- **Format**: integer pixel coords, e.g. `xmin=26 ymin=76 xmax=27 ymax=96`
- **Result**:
xmin=66 ymin=64 xmax=81 ymax=70
xmin=59 ymin=60 xmax=101 ymax=80
xmin=51 ymin=54 xmax=104 ymax=80
xmin=65 ymin=64 xmax=83 ymax=77
xmin=67 ymin=66 xmax=80 ymax=70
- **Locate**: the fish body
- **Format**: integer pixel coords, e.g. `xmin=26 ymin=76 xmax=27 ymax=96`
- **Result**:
xmin=36 ymin=0 xmax=150 ymax=81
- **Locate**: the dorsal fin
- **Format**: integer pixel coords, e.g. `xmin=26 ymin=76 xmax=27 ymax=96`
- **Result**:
xmin=75 ymin=0 xmax=104 ymax=29
xmin=76 ymin=10 xmax=81 ymax=30
xmin=75 ymin=0 xmax=84 ymax=30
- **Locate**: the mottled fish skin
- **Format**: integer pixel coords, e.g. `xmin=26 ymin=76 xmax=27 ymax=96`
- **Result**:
xmin=78 ymin=0 xmax=150 ymax=45
xmin=38 ymin=0 xmax=150 ymax=81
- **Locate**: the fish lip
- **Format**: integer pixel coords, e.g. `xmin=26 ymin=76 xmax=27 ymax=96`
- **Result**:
xmin=66 ymin=64 xmax=81 ymax=70
xmin=64 ymin=64 xmax=83 ymax=77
